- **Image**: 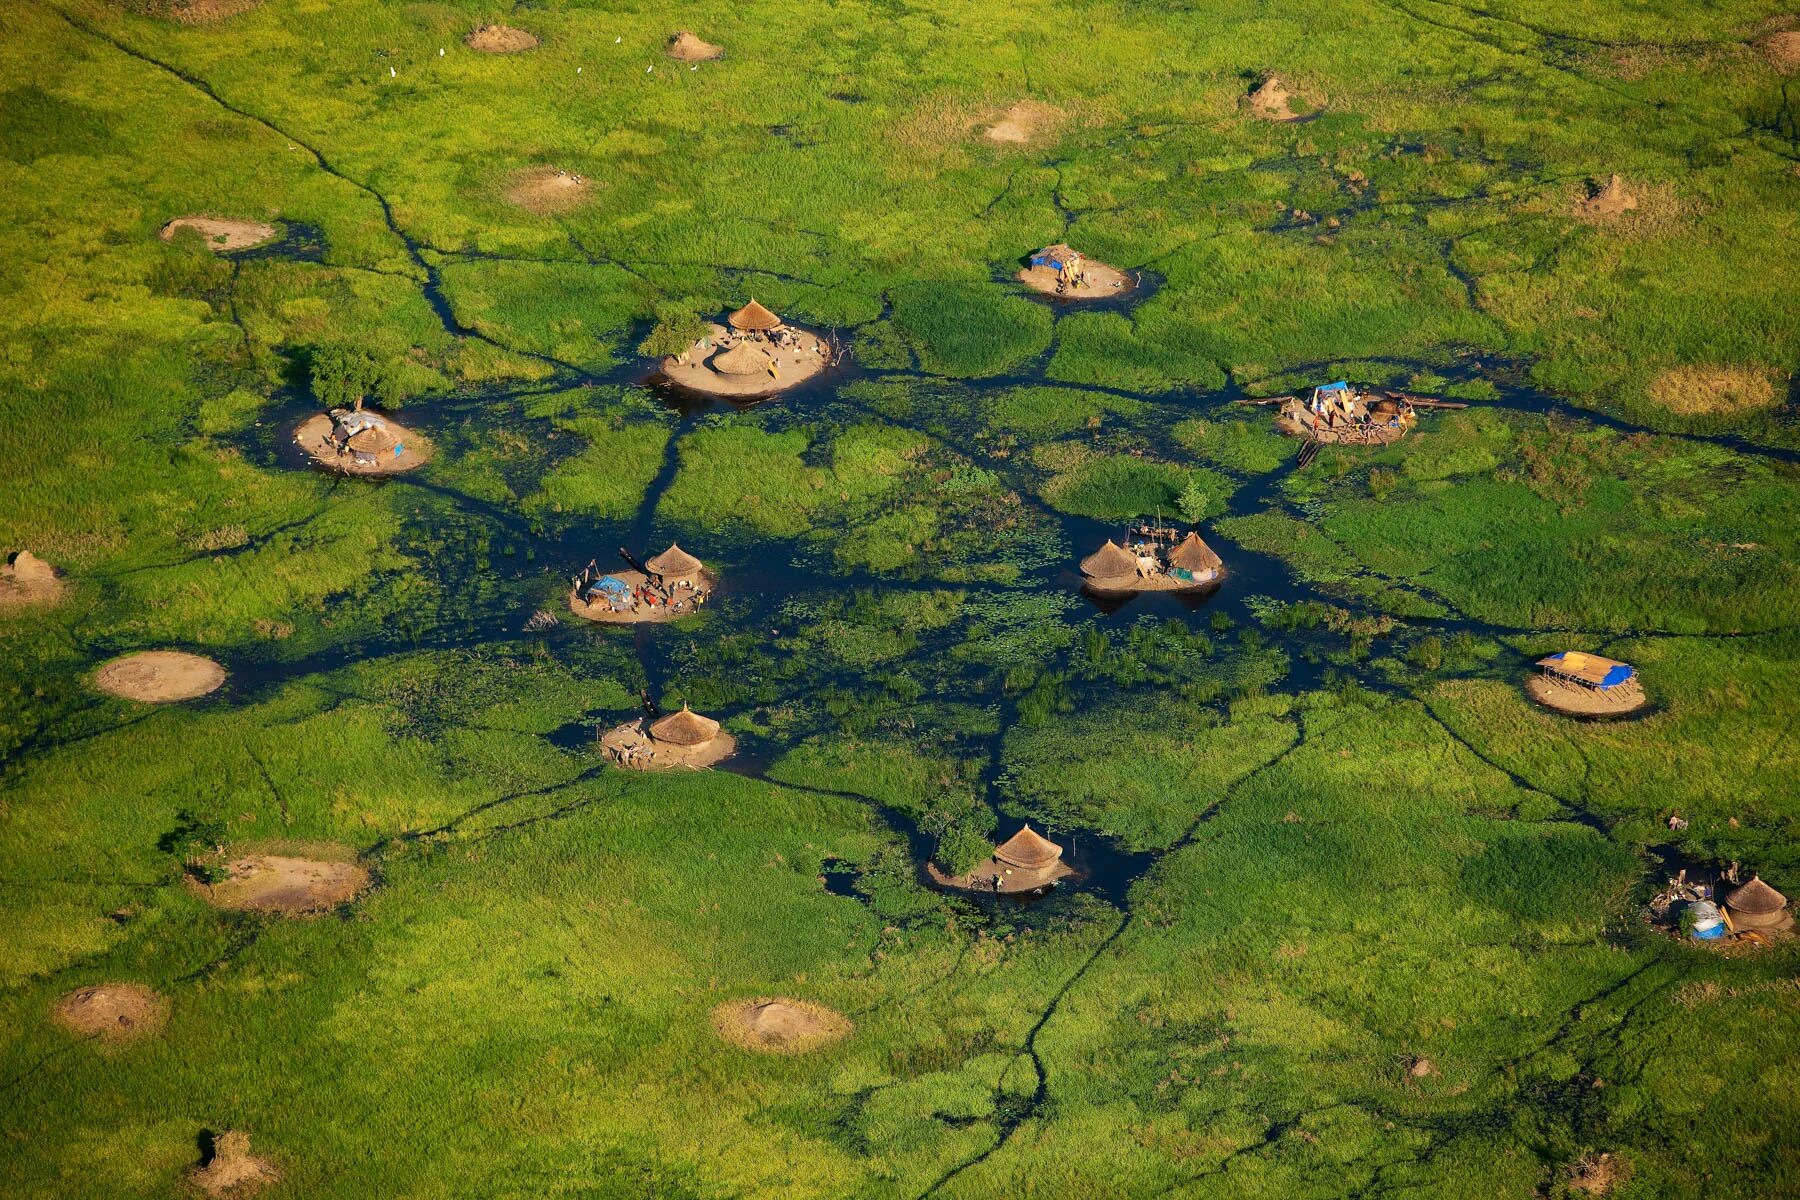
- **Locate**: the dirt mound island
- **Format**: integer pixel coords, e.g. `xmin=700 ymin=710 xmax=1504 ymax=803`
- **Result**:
xmin=190 ymin=1131 xmax=278 ymax=1196
xmin=1526 ymin=672 xmax=1647 ymax=718
xmin=196 ymin=849 xmax=369 ymax=916
xmin=659 ymin=303 xmax=834 ymax=398
xmin=504 ymin=165 xmax=592 ymax=215
xmin=1245 ymin=75 xmax=1313 ymax=121
xmin=0 ymin=550 xmax=66 ymax=609
xmin=1017 ymin=243 xmax=1136 ymax=300
xmin=984 ymin=99 xmax=1063 ymax=144
xmin=160 ymin=216 xmax=277 ymax=252
xmin=1578 ymin=173 xmax=1638 ymax=219
xmin=295 ymin=409 xmax=430 ymax=475
xmin=1646 ymin=364 xmax=1781 ymax=416
xmin=95 ymin=651 xmax=226 ymax=702
xmin=711 ymin=997 xmax=852 ymax=1053
xmin=1761 ymin=29 xmax=1800 ymax=72
xmin=601 ymin=704 xmax=737 ymax=770
xmin=53 ymin=983 xmax=168 ymax=1044
xmin=667 ymin=31 xmax=723 ymax=61
xmin=466 ymin=23 xmax=538 ymax=53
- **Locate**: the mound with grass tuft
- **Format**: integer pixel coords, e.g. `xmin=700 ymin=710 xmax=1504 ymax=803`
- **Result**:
xmin=466 ymin=24 xmax=538 ymax=53
xmin=1645 ymin=364 xmax=1781 ymax=415
xmin=711 ymin=997 xmax=851 ymax=1053
xmin=1577 ymin=173 xmax=1638 ymax=219
xmin=667 ymin=31 xmax=723 ymax=62
xmin=189 ymin=1131 xmax=277 ymax=1196
xmin=94 ymin=651 xmax=226 ymax=702
xmin=1246 ymin=75 xmax=1309 ymax=121
xmin=0 ymin=550 xmax=64 ymax=609
xmin=52 ymin=984 xmax=167 ymax=1044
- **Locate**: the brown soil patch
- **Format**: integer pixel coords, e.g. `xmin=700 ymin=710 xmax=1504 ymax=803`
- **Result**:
xmin=711 ymin=997 xmax=851 ymax=1053
xmin=160 ymin=216 xmax=278 ymax=252
xmin=195 ymin=849 xmax=369 ymax=916
xmin=0 ymin=550 xmax=66 ymax=610
xmin=570 ymin=569 xmax=716 ymax=624
xmin=190 ymin=1131 xmax=278 ymax=1196
xmin=1761 ymin=30 xmax=1800 ymax=71
xmin=600 ymin=718 xmax=737 ymax=770
xmin=1245 ymin=75 xmax=1313 ymax=122
xmin=95 ymin=651 xmax=226 ymax=703
xmin=1576 ymin=173 xmax=1637 ymax=220
xmin=466 ymin=24 xmax=538 ymax=53
xmin=667 ymin=31 xmax=723 ymax=62
xmin=984 ymin=100 xmax=1063 ymax=144
xmin=53 ymin=983 xmax=168 ymax=1044
xmin=927 ymin=857 xmax=1073 ymax=895
xmin=504 ymin=165 xmax=593 ymax=215
xmin=659 ymin=322 xmax=832 ymax=398
xmin=1018 ymin=259 xmax=1136 ymax=300
xmin=293 ymin=412 xmax=431 ymax=475
xmin=1525 ymin=673 xmax=1648 ymax=718
xmin=1646 ymin=364 xmax=1782 ymax=416
xmin=1569 ymin=1151 xmax=1628 ymax=1195
xmin=138 ymin=0 xmax=261 ymax=24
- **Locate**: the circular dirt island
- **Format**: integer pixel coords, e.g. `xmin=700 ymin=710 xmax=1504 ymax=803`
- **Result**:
xmin=0 ymin=550 xmax=66 ymax=610
xmin=53 ymin=983 xmax=168 ymax=1044
xmin=1525 ymin=673 xmax=1649 ymax=718
xmin=711 ymin=997 xmax=851 ymax=1054
xmin=193 ymin=849 xmax=370 ymax=916
xmin=659 ymin=323 xmax=832 ymax=399
xmin=1018 ymin=258 xmax=1135 ymax=299
xmin=294 ymin=411 xmax=431 ymax=475
xmin=601 ymin=714 xmax=737 ymax=770
xmin=95 ymin=651 xmax=226 ymax=703
xmin=570 ymin=569 xmax=716 ymax=624
xmin=504 ymin=165 xmax=592 ymax=215
xmin=466 ymin=23 xmax=538 ymax=53
xmin=667 ymin=31 xmax=723 ymax=61
xmin=160 ymin=216 xmax=278 ymax=252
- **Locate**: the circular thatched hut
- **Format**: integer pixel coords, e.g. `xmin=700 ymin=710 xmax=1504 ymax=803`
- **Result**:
xmin=1079 ymin=539 xmax=1140 ymax=593
xmin=727 ymin=299 xmax=782 ymax=333
xmin=713 ymin=342 xmax=775 ymax=378
xmin=1167 ymin=531 xmax=1223 ymax=584
xmin=928 ymin=823 xmax=1074 ymax=895
xmin=601 ymin=704 xmax=736 ymax=770
xmin=1724 ymin=876 xmax=1792 ymax=933
xmin=646 ymin=544 xmax=704 ymax=589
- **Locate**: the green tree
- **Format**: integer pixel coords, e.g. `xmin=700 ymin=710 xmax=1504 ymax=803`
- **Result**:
xmin=638 ymin=299 xmax=709 ymax=359
xmin=309 ymin=343 xmax=391 ymax=409
xmin=1177 ymin=474 xmax=1210 ymax=524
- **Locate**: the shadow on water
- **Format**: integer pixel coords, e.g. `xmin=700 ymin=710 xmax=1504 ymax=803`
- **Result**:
xmin=232 ymin=221 xmax=326 ymax=264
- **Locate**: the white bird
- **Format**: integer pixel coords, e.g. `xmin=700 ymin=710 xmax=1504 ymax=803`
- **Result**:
xmin=389 ymin=66 xmax=396 ymax=77
xmin=577 ymin=66 xmax=583 ymax=74
xmin=690 ymin=65 xmax=697 ymax=71
xmin=646 ymin=64 xmax=653 ymax=72
xmin=438 ymin=47 xmax=445 ymax=57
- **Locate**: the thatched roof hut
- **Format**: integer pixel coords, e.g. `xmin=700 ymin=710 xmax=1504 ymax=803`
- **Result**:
xmin=727 ymin=299 xmax=782 ymax=332
xmin=993 ymin=824 xmax=1063 ymax=871
xmin=1535 ymin=651 xmax=1635 ymax=691
xmin=1029 ymin=244 xmax=1083 ymax=272
xmin=714 ymin=343 xmax=773 ymax=376
xmin=649 ymin=705 xmax=720 ymax=747
xmin=1168 ymin=531 xmax=1222 ymax=575
xmin=1080 ymin=539 xmax=1138 ymax=582
xmin=1725 ymin=876 xmax=1790 ymax=930
xmin=646 ymin=544 xmax=703 ymax=583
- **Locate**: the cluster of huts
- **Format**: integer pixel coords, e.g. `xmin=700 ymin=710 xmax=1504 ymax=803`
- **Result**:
xmin=660 ymin=300 xmax=833 ymax=397
xmin=1275 ymin=382 xmax=1416 ymax=446
xmin=1079 ymin=529 xmax=1223 ymax=596
xmin=571 ymin=544 xmax=713 ymax=623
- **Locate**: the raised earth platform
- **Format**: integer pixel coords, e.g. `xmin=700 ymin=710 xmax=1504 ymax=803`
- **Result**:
xmin=659 ymin=323 xmax=831 ymax=398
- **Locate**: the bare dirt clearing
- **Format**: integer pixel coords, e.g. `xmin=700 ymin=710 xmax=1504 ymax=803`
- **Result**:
xmin=711 ymin=998 xmax=851 ymax=1053
xmin=667 ymin=31 xmax=723 ymax=62
xmin=94 ymin=651 xmax=225 ymax=702
xmin=1018 ymin=259 xmax=1135 ymax=299
xmin=1761 ymin=29 xmax=1800 ymax=71
xmin=194 ymin=848 xmax=369 ymax=915
xmin=294 ymin=412 xmax=431 ymax=475
xmin=160 ymin=216 xmax=277 ymax=251
xmin=0 ymin=550 xmax=65 ymax=609
xmin=466 ymin=24 xmax=538 ymax=53
xmin=1525 ymin=673 xmax=1648 ymax=717
xmin=984 ymin=100 xmax=1063 ymax=144
xmin=53 ymin=984 xmax=167 ymax=1044
xmin=504 ymin=166 xmax=592 ymax=215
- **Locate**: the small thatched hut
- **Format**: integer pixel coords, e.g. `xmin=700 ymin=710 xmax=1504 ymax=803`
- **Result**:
xmin=1724 ymin=876 xmax=1792 ymax=932
xmin=1080 ymin=539 xmax=1140 ymax=591
xmin=646 ymin=544 xmax=704 ymax=588
xmin=602 ymin=703 xmax=735 ymax=769
xmin=649 ymin=705 xmax=721 ymax=748
xmin=1167 ymin=531 xmax=1223 ymax=582
xmin=994 ymin=824 xmax=1064 ymax=873
xmin=714 ymin=342 xmax=774 ymax=377
xmin=727 ymin=299 xmax=782 ymax=334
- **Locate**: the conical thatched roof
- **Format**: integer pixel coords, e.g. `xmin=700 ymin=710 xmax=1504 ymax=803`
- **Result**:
xmin=727 ymin=299 xmax=781 ymax=331
xmin=346 ymin=425 xmax=400 ymax=454
xmin=1725 ymin=876 xmax=1787 ymax=915
xmin=1080 ymin=539 xmax=1137 ymax=579
xmin=647 ymin=543 xmax=703 ymax=576
xmin=649 ymin=705 xmax=720 ymax=746
xmin=1168 ymin=531 xmax=1222 ymax=573
xmin=714 ymin=343 xmax=773 ymax=376
xmin=994 ymin=824 xmax=1063 ymax=870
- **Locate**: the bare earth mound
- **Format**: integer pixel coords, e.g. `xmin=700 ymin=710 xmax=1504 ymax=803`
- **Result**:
xmin=53 ymin=983 xmax=168 ymax=1043
xmin=660 ymin=322 xmax=832 ymax=398
xmin=294 ymin=412 xmax=431 ymax=475
xmin=1526 ymin=673 xmax=1648 ymax=718
xmin=984 ymin=99 xmax=1062 ymax=144
xmin=466 ymin=24 xmax=538 ymax=53
xmin=667 ymin=31 xmax=723 ymax=62
xmin=1577 ymin=173 xmax=1638 ymax=220
xmin=196 ymin=851 xmax=369 ymax=916
xmin=1246 ymin=75 xmax=1312 ymax=121
xmin=160 ymin=216 xmax=277 ymax=252
xmin=1761 ymin=30 xmax=1800 ymax=72
xmin=0 ymin=550 xmax=66 ymax=609
xmin=1018 ymin=260 xmax=1135 ymax=299
xmin=190 ymin=1131 xmax=278 ymax=1196
xmin=711 ymin=997 xmax=852 ymax=1053
xmin=1646 ymin=365 xmax=1781 ymax=416
xmin=504 ymin=165 xmax=592 ymax=215
xmin=95 ymin=651 xmax=225 ymax=702
xmin=570 ymin=569 xmax=716 ymax=624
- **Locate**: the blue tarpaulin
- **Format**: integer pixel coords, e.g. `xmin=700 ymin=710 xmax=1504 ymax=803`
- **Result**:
xmin=585 ymin=575 xmax=631 ymax=602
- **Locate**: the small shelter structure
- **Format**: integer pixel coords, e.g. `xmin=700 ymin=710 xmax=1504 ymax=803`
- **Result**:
xmin=1724 ymin=876 xmax=1792 ymax=933
xmin=1166 ymin=531 xmax=1223 ymax=584
xmin=295 ymin=407 xmax=429 ymax=475
xmin=1276 ymin=382 xmax=1415 ymax=446
xmin=1079 ymin=530 xmax=1223 ymax=596
xmin=601 ymin=703 xmax=736 ymax=770
xmin=1018 ymin=243 xmax=1134 ymax=298
xmin=1079 ymin=539 xmax=1140 ymax=592
xmin=660 ymin=302 xmax=833 ymax=399
xmin=570 ymin=547 xmax=713 ymax=624
xmin=727 ymin=299 xmax=782 ymax=333
xmin=929 ymin=823 xmax=1074 ymax=895
xmin=1528 ymin=651 xmax=1647 ymax=717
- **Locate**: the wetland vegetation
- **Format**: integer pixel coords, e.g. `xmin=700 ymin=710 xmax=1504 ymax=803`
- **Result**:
xmin=2 ymin=0 xmax=1798 ymax=1197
